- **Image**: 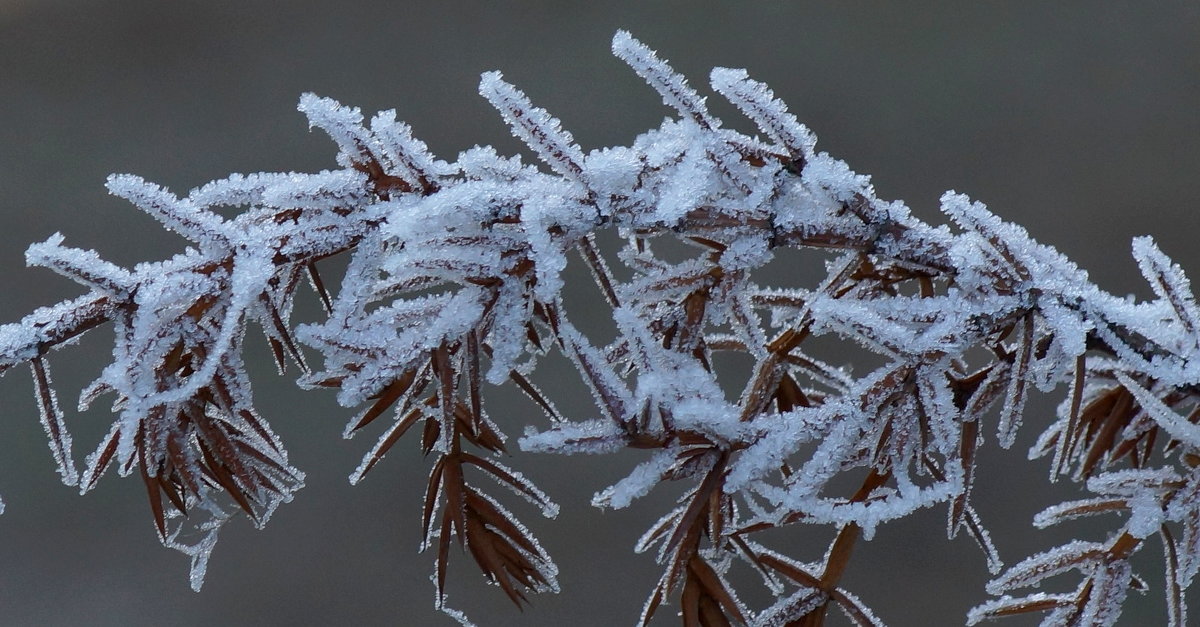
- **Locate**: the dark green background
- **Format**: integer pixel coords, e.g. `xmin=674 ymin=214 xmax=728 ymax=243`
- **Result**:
xmin=0 ymin=2 xmax=1196 ymax=625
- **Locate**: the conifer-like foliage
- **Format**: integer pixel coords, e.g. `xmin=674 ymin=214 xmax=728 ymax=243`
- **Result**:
xmin=1 ymin=32 xmax=1197 ymax=626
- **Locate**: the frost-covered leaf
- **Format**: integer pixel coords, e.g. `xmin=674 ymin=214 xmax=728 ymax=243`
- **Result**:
xmin=967 ymin=593 xmax=1075 ymax=625
xmin=612 ymin=30 xmax=715 ymax=130
xmin=1133 ymin=236 xmax=1200 ymax=341
xmin=709 ymin=67 xmax=814 ymax=164
xmin=1117 ymin=373 xmax=1200 ymax=449
xmin=986 ymin=540 xmax=1106 ymax=595
xmin=26 ymin=233 xmax=132 ymax=297
xmin=30 ymin=357 xmax=77 ymax=486
xmin=478 ymin=71 xmax=585 ymax=180
xmin=107 ymin=174 xmax=227 ymax=248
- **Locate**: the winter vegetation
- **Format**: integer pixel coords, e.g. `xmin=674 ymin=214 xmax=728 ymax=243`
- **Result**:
xmin=1 ymin=31 xmax=1198 ymax=626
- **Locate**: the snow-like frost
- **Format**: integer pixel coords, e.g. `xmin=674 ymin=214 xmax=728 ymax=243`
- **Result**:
xmin=612 ymin=30 xmax=716 ymax=129
xmin=592 ymin=446 xmax=680 ymax=510
xmin=709 ymin=67 xmax=815 ymax=161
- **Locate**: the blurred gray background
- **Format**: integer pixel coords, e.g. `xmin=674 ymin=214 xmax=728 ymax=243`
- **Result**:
xmin=0 ymin=2 xmax=1197 ymax=625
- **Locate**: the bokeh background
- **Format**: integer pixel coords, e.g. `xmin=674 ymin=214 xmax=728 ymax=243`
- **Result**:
xmin=0 ymin=2 xmax=1197 ymax=625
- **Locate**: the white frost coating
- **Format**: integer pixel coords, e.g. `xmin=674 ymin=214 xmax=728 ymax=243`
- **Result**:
xmin=478 ymin=71 xmax=585 ymax=180
xmin=26 ymin=233 xmax=132 ymax=296
xmin=461 ymin=453 xmax=560 ymax=519
xmin=107 ymin=174 xmax=227 ymax=248
xmin=592 ymin=447 xmax=679 ymax=509
xmin=650 ymin=138 xmax=711 ymax=225
xmin=831 ymin=588 xmax=886 ymax=627
xmin=719 ymin=233 xmax=773 ymax=272
xmin=725 ymin=407 xmax=828 ymax=492
xmin=31 ymin=359 xmax=78 ymax=486
xmin=1033 ymin=300 xmax=1091 ymax=388
xmin=709 ymin=67 xmax=815 ymax=161
xmin=1126 ymin=490 xmax=1165 ymax=539
xmin=966 ymin=593 xmax=1075 ymax=626
xmin=802 ymin=152 xmax=872 ymax=203
xmin=985 ymin=540 xmax=1107 ymax=595
xmin=612 ymin=304 xmax=738 ymax=439
xmin=584 ymin=146 xmax=641 ymax=199
xmin=1079 ymin=559 xmax=1132 ymax=627
xmin=301 ymin=281 xmax=488 ymax=407
xmin=434 ymin=601 xmax=479 ymax=627
xmin=622 ymin=257 xmax=715 ymax=304
xmin=997 ymin=317 xmax=1032 ymax=450
xmin=915 ymin=363 xmax=958 ymax=455
xmin=1133 ymin=235 xmax=1200 ymax=359
xmin=772 ymin=464 xmax=962 ymax=541
xmin=161 ymin=492 xmax=236 ymax=592
xmin=1117 ymin=373 xmax=1200 ymax=449
xmin=261 ymin=168 xmax=369 ymax=210
xmin=483 ymin=281 xmax=534 ymax=384
xmin=806 ymin=293 xmax=914 ymax=356
xmin=369 ymin=109 xmax=442 ymax=186
xmin=1033 ymin=497 xmax=1123 ymax=529
xmin=520 ymin=419 xmax=626 ymax=455
xmin=298 ymin=93 xmax=374 ymax=168
xmin=521 ymin=202 xmax=571 ymax=303
xmin=187 ymin=171 xmax=291 ymax=208
xmin=0 ymin=318 xmax=42 ymax=365
xmin=555 ymin=318 xmax=632 ymax=424
xmin=1086 ymin=467 xmax=1182 ymax=496
xmin=473 ymin=489 xmax=560 ymax=590
xmin=142 ymin=249 xmax=272 ymax=409
xmin=612 ymin=30 xmax=716 ymax=129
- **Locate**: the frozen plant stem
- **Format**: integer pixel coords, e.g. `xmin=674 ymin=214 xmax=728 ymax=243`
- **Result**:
xmin=2 ymin=31 xmax=1199 ymax=626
